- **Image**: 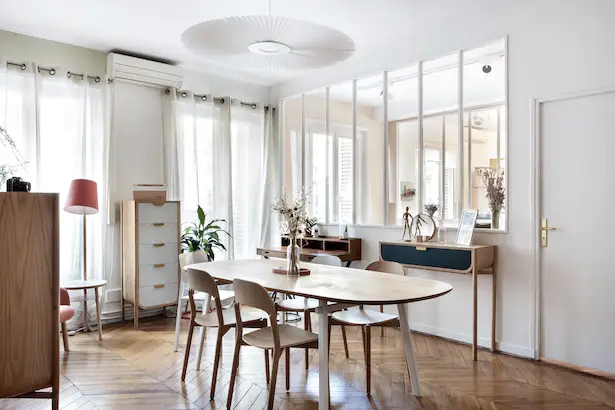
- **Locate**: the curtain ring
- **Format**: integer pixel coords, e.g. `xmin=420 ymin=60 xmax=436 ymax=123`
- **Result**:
xmin=49 ymin=68 xmax=56 ymax=75
xmin=251 ymin=103 xmax=257 ymax=109
xmin=201 ymin=95 xmax=207 ymax=101
xmin=165 ymin=89 xmax=170 ymax=95
xmin=220 ymin=98 xmax=225 ymax=104
xmin=95 ymin=76 xmax=101 ymax=83
xmin=20 ymin=64 xmax=26 ymax=71
xmin=67 ymin=71 xmax=71 ymax=78
xmin=181 ymin=91 xmax=187 ymax=98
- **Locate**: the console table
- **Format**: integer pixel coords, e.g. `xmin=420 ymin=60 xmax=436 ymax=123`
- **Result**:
xmin=379 ymin=240 xmax=496 ymax=361
xmin=257 ymin=235 xmax=361 ymax=267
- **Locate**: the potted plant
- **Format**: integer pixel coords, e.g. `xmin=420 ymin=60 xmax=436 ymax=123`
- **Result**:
xmin=180 ymin=205 xmax=231 ymax=261
xmin=304 ymin=216 xmax=319 ymax=237
xmin=477 ymin=168 xmax=505 ymax=229
xmin=272 ymin=189 xmax=309 ymax=275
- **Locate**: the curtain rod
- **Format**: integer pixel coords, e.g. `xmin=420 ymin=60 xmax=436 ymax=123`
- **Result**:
xmin=6 ymin=60 xmax=101 ymax=82
xmin=168 ymin=88 xmax=264 ymax=110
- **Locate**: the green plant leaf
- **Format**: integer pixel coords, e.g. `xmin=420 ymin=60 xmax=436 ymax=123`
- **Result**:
xmin=197 ymin=206 xmax=206 ymax=226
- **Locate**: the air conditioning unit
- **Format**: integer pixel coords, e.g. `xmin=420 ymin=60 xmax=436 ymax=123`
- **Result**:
xmin=107 ymin=53 xmax=183 ymax=88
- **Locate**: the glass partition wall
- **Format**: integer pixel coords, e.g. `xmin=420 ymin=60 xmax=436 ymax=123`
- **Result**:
xmin=281 ymin=37 xmax=507 ymax=230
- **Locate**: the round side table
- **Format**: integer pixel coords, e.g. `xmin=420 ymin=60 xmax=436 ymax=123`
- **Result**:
xmin=62 ymin=279 xmax=107 ymax=340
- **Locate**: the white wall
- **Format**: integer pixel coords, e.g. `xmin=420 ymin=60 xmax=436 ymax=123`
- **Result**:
xmin=270 ymin=0 xmax=615 ymax=358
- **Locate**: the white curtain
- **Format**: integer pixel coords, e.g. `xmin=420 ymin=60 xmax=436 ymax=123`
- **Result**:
xmin=259 ymin=106 xmax=281 ymax=248
xmin=1 ymin=61 xmax=107 ymax=327
xmin=230 ymin=102 xmax=265 ymax=259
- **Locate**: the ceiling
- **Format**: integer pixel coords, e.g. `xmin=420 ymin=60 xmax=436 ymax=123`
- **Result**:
xmin=0 ymin=0 xmax=435 ymax=86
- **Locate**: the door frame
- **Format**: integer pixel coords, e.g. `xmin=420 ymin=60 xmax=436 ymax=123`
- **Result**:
xmin=530 ymin=85 xmax=615 ymax=361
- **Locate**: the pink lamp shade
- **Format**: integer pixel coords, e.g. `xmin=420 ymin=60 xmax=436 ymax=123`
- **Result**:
xmin=64 ymin=179 xmax=99 ymax=215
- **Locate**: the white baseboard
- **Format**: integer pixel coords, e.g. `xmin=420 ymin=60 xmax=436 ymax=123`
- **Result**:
xmin=410 ymin=322 xmax=535 ymax=359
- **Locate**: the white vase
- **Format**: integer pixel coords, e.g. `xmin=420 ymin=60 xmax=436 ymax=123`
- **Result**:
xmin=286 ymin=235 xmax=301 ymax=275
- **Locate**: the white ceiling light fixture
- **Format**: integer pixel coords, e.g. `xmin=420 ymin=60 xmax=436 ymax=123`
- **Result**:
xmin=181 ymin=0 xmax=355 ymax=73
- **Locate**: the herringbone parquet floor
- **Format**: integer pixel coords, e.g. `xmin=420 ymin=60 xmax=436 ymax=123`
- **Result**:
xmin=2 ymin=315 xmax=615 ymax=410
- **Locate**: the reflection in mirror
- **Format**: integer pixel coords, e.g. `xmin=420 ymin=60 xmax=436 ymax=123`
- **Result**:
xmin=356 ymin=73 xmax=385 ymax=225
xmin=304 ymin=89 xmax=328 ymax=221
xmin=387 ymin=64 xmax=420 ymax=224
xmin=281 ymin=96 xmax=303 ymax=202
xmin=328 ymin=81 xmax=354 ymax=224
xmin=463 ymin=38 xmax=506 ymax=229
xmin=423 ymin=53 xmax=459 ymax=221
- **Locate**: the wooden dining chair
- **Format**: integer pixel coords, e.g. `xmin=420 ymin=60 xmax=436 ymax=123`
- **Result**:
xmin=227 ymin=278 xmax=319 ymax=410
xmin=329 ymin=260 xmax=405 ymax=396
xmin=174 ymin=251 xmax=234 ymax=354
xmin=180 ymin=268 xmax=268 ymax=401
xmin=276 ymin=255 xmax=349 ymax=369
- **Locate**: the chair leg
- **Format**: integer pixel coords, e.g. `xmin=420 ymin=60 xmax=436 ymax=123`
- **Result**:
xmin=306 ymin=311 xmax=312 ymax=331
xmin=267 ymin=350 xmax=282 ymax=410
xmin=173 ymin=282 xmax=185 ymax=352
xmin=61 ymin=322 xmax=69 ymax=352
xmin=265 ymin=350 xmax=270 ymax=384
xmin=181 ymin=322 xmax=195 ymax=381
xmin=304 ymin=311 xmax=310 ymax=370
xmin=361 ymin=327 xmax=367 ymax=363
xmin=285 ymin=347 xmax=290 ymax=391
xmin=210 ymin=326 xmax=224 ymax=400
xmin=341 ymin=325 xmax=349 ymax=358
xmin=327 ymin=318 xmax=332 ymax=356
xmin=196 ymin=327 xmax=206 ymax=371
xmin=226 ymin=334 xmax=243 ymax=409
xmin=365 ymin=326 xmax=372 ymax=396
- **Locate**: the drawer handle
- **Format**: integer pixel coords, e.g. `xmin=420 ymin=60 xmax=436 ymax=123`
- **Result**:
xmin=416 ymin=247 xmax=427 ymax=251
xmin=154 ymin=284 xmax=165 ymax=289
xmin=154 ymin=263 xmax=165 ymax=268
xmin=153 ymin=202 xmax=165 ymax=206
xmin=153 ymin=222 xmax=165 ymax=227
xmin=153 ymin=243 xmax=165 ymax=248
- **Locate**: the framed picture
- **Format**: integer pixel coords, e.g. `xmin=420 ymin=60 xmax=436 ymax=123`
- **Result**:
xmin=400 ymin=181 xmax=416 ymax=201
xmin=456 ymin=209 xmax=478 ymax=246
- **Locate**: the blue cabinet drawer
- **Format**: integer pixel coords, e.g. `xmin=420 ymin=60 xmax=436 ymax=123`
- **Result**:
xmin=380 ymin=243 xmax=472 ymax=272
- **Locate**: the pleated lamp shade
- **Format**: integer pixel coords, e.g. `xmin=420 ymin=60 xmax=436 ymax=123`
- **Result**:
xmin=64 ymin=179 xmax=99 ymax=215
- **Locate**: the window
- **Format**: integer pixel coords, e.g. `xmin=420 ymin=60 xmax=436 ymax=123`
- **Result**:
xmin=280 ymin=37 xmax=507 ymax=230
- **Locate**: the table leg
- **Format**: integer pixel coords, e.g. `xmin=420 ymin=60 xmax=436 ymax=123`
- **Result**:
xmin=318 ymin=300 xmax=330 ymax=410
xmin=83 ymin=289 xmax=88 ymax=333
xmin=95 ymin=287 xmax=102 ymax=340
xmin=472 ymin=251 xmax=478 ymax=361
xmin=397 ymin=303 xmax=420 ymax=396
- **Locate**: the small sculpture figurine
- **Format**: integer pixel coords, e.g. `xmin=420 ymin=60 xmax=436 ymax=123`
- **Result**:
xmin=402 ymin=206 xmax=412 ymax=240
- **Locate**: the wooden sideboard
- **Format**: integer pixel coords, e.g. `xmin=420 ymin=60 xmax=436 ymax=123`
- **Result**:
xmin=380 ymin=240 xmax=496 ymax=361
xmin=0 ymin=193 xmax=60 ymax=408
xmin=120 ymin=200 xmax=181 ymax=329
xmin=257 ymin=235 xmax=361 ymax=267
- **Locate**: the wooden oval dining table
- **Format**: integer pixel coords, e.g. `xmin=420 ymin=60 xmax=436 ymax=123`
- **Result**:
xmin=186 ymin=258 xmax=453 ymax=410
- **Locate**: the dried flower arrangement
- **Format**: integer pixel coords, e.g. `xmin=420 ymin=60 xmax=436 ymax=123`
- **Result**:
xmin=424 ymin=203 xmax=438 ymax=217
xmin=477 ymin=167 xmax=505 ymax=229
xmin=272 ymin=188 xmax=310 ymax=274
xmin=0 ymin=126 xmax=27 ymax=189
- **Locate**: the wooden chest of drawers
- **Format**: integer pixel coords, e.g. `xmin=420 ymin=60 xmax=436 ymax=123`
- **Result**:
xmin=121 ymin=200 xmax=180 ymax=329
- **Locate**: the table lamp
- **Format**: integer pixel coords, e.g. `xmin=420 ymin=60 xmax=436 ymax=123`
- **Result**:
xmin=64 ymin=179 xmax=99 ymax=280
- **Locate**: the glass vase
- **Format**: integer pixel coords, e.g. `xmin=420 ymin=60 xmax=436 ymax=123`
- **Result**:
xmin=491 ymin=208 xmax=501 ymax=230
xmin=286 ymin=234 xmax=301 ymax=276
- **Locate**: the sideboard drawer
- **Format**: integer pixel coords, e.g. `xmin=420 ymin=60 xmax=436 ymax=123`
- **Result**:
xmin=138 ymin=222 xmax=179 ymax=245
xmin=138 ymin=202 xmax=178 ymax=224
xmin=138 ymin=282 xmax=178 ymax=308
xmin=139 ymin=262 xmax=179 ymax=287
xmin=381 ymin=243 xmax=472 ymax=272
xmin=138 ymin=243 xmax=179 ymax=266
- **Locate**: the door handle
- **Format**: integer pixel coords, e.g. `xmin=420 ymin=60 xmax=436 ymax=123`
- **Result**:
xmin=541 ymin=218 xmax=556 ymax=247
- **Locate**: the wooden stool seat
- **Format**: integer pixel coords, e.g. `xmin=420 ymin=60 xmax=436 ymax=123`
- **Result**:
xmin=195 ymin=306 xmax=267 ymax=328
xmin=243 ymin=324 xmax=318 ymax=350
xmin=332 ymin=307 xmax=398 ymax=326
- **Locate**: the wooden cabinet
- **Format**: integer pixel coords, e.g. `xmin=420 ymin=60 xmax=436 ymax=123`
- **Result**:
xmin=0 ymin=193 xmax=60 ymax=408
xmin=120 ymin=200 xmax=180 ymax=329
xmin=257 ymin=235 xmax=362 ymax=267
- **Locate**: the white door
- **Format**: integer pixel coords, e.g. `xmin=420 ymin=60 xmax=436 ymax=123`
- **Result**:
xmin=540 ymin=90 xmax=615 ymax=373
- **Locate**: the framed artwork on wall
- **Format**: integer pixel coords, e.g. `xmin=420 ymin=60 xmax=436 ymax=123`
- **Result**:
xmin=456 ymin=209 xmax=478 ymax=246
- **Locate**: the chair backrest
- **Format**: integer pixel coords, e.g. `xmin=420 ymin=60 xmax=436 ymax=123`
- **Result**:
xmin=232 ymin=278 xmax=280 ymax=349
xmin=311 ymin=255 xmax=343 ymax=267
xmin=366 ymin=260 xmax=405 ymax=276
xmin=185 ymin=268 xmax=224 ymax=325
xmin=178 ymin=250 xmax=209 ymax=271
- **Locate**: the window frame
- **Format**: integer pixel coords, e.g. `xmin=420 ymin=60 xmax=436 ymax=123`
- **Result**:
xmin=279 ymin=36 xmax=509 ymax=233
